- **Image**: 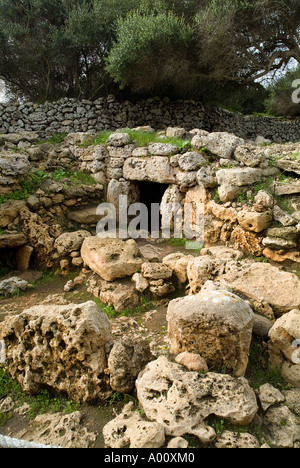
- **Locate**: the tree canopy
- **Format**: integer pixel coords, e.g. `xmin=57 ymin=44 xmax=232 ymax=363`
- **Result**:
xmin=0 ymin=0 xmax=299 ymax=113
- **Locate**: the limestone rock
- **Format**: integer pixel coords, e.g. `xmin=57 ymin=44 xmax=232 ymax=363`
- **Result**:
xmin=54 ymin=230 xmax=91 ymax=257
xmin=163 ymin=252 xmax=194 ymax=286
xmin=136 ymin=357 xmax=258 ymax=443
xmin=67 ymin=206 xmax=102 ymax=225
xmin=0 ymin=200 xmax=27 ymax=228
xmin=167 ymin=437 xmax=189 ymax=449
xmin=277 ymin=156 xmax=300 ymax=175
xmin=268 ymin=309 xmax=300 ymax=387
xmin=192 ymin=132 xmax=244 ymax=159
xmin=237 ymin=209 xmax=272 ymax=233
xmin=103 ymin=402 xmax=165 ymax=449
xmin=175 ymin=352 xmax=208 ymax=373
xmin=253 ymin=190 xmax=274 ymax=212
xmin=216 ymin=168 xmax=263 ymax=187
xmin=0 ymin=301 xmax=112 ymax=402
xmin=0 ymin=233 xmax=27 ymax=249
xmin=230 ymin=226 xmax=263 ymax=256
xmin=196 ymin=167 xmax=218 ymax=188
xmin=218 ymin=184 xmax=243 ymax=202
xmin=200 ymin=245 xmax=243 ymax=261
xmin=258 ymin=384 xmax=285 ymax=412
xmin=178 ymin=152 xmax=206 ymax=171
xmin=263 ymin=406 xmax=300 ymax=448
xmin=81 ymin=237 xmax=143 ymax=282
xmin=0 ymin=277 xmax=28 ymax=295
xmin=107 ymin=132 xmax=131 ymax=147
xmin=141 ymin=262 xmax=173 ymax=280
xmin=215 ymin=431 xmax=260 ymax=449
xmin=132 ymin=272 xmax=149 ymax=293
xmin=273 ymin=205 xmax=297 ymax=227
xmin=123 ymin=157 xmax=175 ymax=184
xmin=167 ymin=291 xmax=254 ymax=377
xmin=100 ymin=282 xmax=139 ymax=313
xmin=223 ymin=262 xmax=300 ymax=315
xmin=17 ymin=411 xmax=96 ymax=448
xmin=148 ymin=143 xmax=178 ymax=156
xmin=149 ymin=279 xmax=175 ymax=297
xmin=108 ymin=337 xmax=153 ymax=394
xmin=187 ymin=256 xmax=222 ymax=294
xmin=107 ymin=179 xmax=140 ymax=216
xmin=19 ymin=209 xmax=56 ymax=268
xmin=234 ymin=145 xmax=266 ymax=167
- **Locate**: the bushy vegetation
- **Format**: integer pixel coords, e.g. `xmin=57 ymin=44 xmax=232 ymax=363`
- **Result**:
xmin=0 ymin=0 xmax=299 ymax=115
xmin=266 ymin=67 xmax=300 ymax=118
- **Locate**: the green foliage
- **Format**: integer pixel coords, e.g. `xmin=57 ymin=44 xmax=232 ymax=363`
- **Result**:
xmin=37 ymin=132 xmax=67 ymax=145
xmin=106 ymin=8 xmax=194 ymax=95
xmin=0 ymin=368 xmax=79 ymax=419
xmin=266 ymin=66 xmax=300 ymax=117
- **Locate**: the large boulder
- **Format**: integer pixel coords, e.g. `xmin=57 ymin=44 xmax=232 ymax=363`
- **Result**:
xmin=223 ymin=262 xmax=300 ymax=315
xmin=216 ymin=168 xmax=263 ymax=187
xmin=81 ymin=237 xmax=143 ymax=282
xmin=167 ymin=290 xmax=254 ymax=377
xmin=136 ymin=357 xmax=258 ymax=444
xmin=0 ymin=301 xmax=112 ymax=402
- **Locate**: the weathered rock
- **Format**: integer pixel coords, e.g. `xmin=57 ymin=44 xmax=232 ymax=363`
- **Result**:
xmin=252 ymin=314 xmax=274 ymax=338
xmin=273 ymin=205 xmax=297 ymax=227
xmin=268 ymin=309 xmax=300 ymax=387
xmin=231 ymin=226 xmax=263 ymax=256
xmin=0 ymin=277 xmax=28 ymax=295
xmin=167 ymin=291 xmax=254 ymax=377
xmin=0 ymin=200 xmax=27 ymax=228
xmin=19 ymin=209 xmax=56 ymax=268
xmin=65 ymin=132 xmax=95 ymax=146
xmin=258 ymin=384 xmax=285 ymax=412
xmin=141 ymin=262 xmax=173 ymax=280
xmin=196 ymin=167 xmax=218 ymax=188
xmin=215 ymin=431 xmax=260 ymax=449
xmin=163 ymin=252 xmax=194 ymax=286
xmin=192 ymin=132 xmax=244 ymax=159
xmin=132 ymin=272 xmax=149 ymax=293
xmin=67 ymin=206 xmax=102 ymax=225
xmin=263 ymin=248 xmax=300 ymax=264
xmin=149 ymin=279 xmax=175 ymax=297
xmin=123 ymin=157 xmax=175 ymax=184
xmin=200 ymin=245 xmax=243 ymax=261
xmin=216 ymin=168 xmax=263 ymax=187
xmin=103 ymin=402 xmax=165 ymax=449
xmin=175 ymin=352 xmax=208 ymax=373
xmin=54 ymin=230 xmax=91 ymax=257
xmin=107 ymin=179 xmax=140 ymax=216
xmin=1 ymin=131 xmax=39 ymax=144
xmin=234 ymin=145 xmax=266 ymax=167
xmin=0 ymin=301 xmax=112 ymax=402
xmin=277 ymin=156 xmax=300 ymax=175
xmin=253 ymin=190 xmax=274 ymax=213
xmin=148 ymin=143 xmax=178 ymax=156
xmin=178 ymin=152 xmax=206 ymax=171
xmin=100 ymin=282 xmax=139 ymax=313
xmin=16 ymin=245 xmax=34 ymax=271
xmin=81 ymin=237 xmax=143 ymax=282
xmin=0 ymin=233 xmax=27 ymax=249
xmin=17 ymin=411 xmax=96 ymax=448
xmin=187 ymin=256 xmax=222 ymax=294
xmin=167 ymin=437 xmax=189 ymax=449
xmin=237 ymin=209 xmax=272 ymax=233
xmin=262 ymin=237 xmax=297 ymax=250
xmin=136 ymin=357 xmax=258 ymax=443
xmin=263 ymin=406 xmax=300 ymax=448
xmin=106 ymin=132 xmax=131 ymax=147
xmin=218 ymin=184 xmax=243 ymax=203
xmin=108 ymin=337 xmax=153 ymax=394
xmin=223 ymin=262 xmax=300 ymax=315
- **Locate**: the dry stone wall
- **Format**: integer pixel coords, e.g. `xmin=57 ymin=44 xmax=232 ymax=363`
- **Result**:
xmin=1 ymin=95 xmax=300 ymax=142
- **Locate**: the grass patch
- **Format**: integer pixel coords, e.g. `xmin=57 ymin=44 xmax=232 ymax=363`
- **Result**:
xmin=246 ymin=337 xmax=289 ymax=391
xmin=93 ymin=294 xmax=153 ymax=319
xmin=0 ymin=368 xmax=79 ymax=420
xmin=92 ymin=129 xmax=192 ymax=154
xmin=36 ymin=132 xmax=67 ymax=145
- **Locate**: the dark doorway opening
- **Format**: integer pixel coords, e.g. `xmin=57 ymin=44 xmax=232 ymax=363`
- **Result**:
xmin=138 ymin=181 xmax=169 ymax=234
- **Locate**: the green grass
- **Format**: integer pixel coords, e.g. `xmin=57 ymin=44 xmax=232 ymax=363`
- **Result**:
xmin=0 ymin=368 xmax=79 ymax=420
xmin=91 ymin=129 xmax=192 ymax=153
xmin=246 ymin=338 xmax=290 ymax=391
xmin=93 ymin=294 xmax=153 ymax=319
xmin=0 ymin=169 xmax=98 ymax=206
xmin=36 ymin=132 xmax=67 ymax=145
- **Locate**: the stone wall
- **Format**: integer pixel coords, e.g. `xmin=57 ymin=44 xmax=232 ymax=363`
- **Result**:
xmin=1 ymin=95 xmax=300 ymax=143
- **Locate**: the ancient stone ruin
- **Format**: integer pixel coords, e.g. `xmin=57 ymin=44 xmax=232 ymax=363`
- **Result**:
xmin=0 ymin=123 xmax=299 ymax=448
